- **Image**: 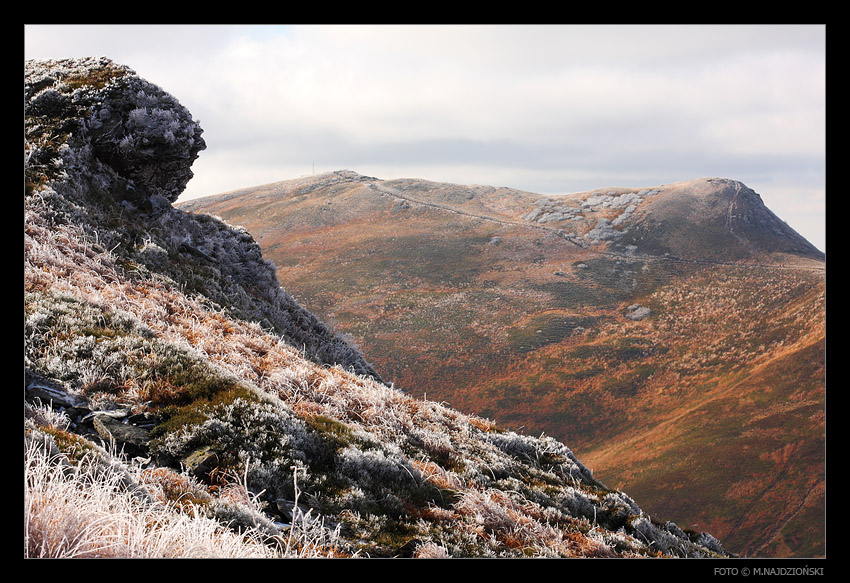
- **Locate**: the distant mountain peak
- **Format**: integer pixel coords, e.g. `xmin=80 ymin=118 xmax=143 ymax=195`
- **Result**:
xmin=621 ymin=177 xmax=824 ymax=261
xmin=189 ymin=170 xmax=824 ymax=267
xmin=520 ymin=175 xmax=821 ymax=262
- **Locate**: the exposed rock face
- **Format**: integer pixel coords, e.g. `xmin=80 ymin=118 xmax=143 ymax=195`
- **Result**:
xmin=25 ymin=56 xmax=206 ymax=211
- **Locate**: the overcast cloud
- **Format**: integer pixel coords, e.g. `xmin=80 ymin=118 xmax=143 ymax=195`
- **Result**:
xmin=24 ymin=24 xmax=825 ymax=251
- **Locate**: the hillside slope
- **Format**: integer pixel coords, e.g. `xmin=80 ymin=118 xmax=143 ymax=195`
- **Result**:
xmin=180 ymin=170 xmax=825 ymax=557
xmin=24 ymin=57 xmax=736 ymax=559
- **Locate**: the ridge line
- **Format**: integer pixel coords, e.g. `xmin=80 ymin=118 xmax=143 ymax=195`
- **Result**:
xmin=364 ymin=181 xmax=825 ymax=273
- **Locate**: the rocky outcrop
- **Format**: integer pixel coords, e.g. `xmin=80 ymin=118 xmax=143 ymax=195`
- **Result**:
xmin=24 ymin=57 xmax=381 ymax=382
xmin=25 ymin=370 xmax=151 ymax=459
xmin=25 ymin=56 xmax=205 ymax=212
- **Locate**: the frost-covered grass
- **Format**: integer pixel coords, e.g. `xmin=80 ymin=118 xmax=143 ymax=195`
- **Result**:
xmin=25 ymin=401 xmax=346 ymax=558
xmin=26 ymin=432 xmax=276 ymax=558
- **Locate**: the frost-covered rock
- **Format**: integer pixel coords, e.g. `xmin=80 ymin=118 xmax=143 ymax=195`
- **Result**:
xmin=25 ymin=56 xmax=206 ymax=211
xmin=24 ymin=57 xmax=382 ymax=383
xmin=522 ymin=199 xmax=582 ymax=224
xmin=578 ymin=189 xmax=653 ymax=232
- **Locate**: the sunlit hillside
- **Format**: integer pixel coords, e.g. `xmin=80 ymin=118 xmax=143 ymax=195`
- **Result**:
xmin=181 ymin=170 xmax=825 ymax=557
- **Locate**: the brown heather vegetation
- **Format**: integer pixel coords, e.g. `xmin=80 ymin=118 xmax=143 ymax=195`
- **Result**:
xmin=184 ymin=172 xmax=825 ymax=557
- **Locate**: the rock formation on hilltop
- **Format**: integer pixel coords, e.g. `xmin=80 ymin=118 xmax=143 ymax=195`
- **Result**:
xmin=507 ymin=176 xmax=823 ymax=262
xmin=24 ymin=57 xmax=733 ymax=558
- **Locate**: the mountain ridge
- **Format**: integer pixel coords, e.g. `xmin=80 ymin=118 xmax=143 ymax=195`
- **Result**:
xmin=182 ymin=170 xmax=824 ymax=268
xmin=181 ymin=169 xmax=825 ymax=557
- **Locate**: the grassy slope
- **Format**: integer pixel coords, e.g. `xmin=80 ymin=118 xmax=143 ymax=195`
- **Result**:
xmin=182 ymin=174 xmax=826 ymax=558
xmin=578 ymin=285 xmax=825 ymax=557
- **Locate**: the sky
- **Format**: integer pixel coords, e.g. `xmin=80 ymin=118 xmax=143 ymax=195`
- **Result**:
xmin=24 ymin=24 xmax=826 ymax=252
